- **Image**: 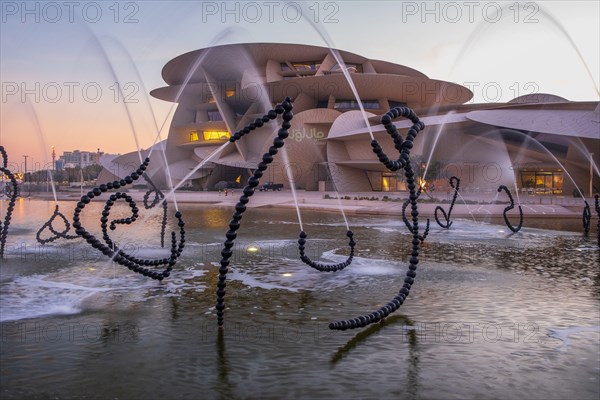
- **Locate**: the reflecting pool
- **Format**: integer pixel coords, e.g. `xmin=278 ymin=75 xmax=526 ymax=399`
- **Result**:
xmin=1 ymin=200 xmax=598 ymax=399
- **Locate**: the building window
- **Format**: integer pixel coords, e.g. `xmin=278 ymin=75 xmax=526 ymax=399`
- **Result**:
xmin=206 ymin=90 xmax=234 ymax=104
xmin=190 ymin=131 xmax=199 ymax=142
xmin=203 ymin=131 xmax=230 ymax=141
xmin=366 ymin=171 xmax=406 ymax=191
xmin=520 ymin=170 xmax=563 ymax=194
xmin=292 ymin=62 xmax=321 ymax=71
xmin=281 ymin=62 xmax=321 ymax=72
xmin=333 ymin=99 xmax=380 ymax=110
xmin=329 ymin=63 xmax=362 ymax=73
xmin=207 ymin=111 xmax=223 ymax=121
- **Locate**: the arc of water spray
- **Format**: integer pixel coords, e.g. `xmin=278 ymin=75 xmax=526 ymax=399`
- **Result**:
xmin=24 ymin=26 xmax=189 ymax=273
xmin=450 ymin=3 xmax=599 ymax=97
xmin=102 ymin=36 xmax=181 ymax=212
xmin=139 ymin=29 xmax=250 ymax=203
xmin=29 ymin=28 xmax=186 ymax=254
xmin=281 ymin=148 xmax=355 ymax=272
xmin=17 ymin=99 xmax=81 ymax=244
xmin=293 ymin=1 xmax=375 ymax=141
xmin=506 ymin=129 xmax=595 ymax=235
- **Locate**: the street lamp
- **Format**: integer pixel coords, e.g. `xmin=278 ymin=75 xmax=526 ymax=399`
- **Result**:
xmin=22 ymin=155 xmax=28 ymax=182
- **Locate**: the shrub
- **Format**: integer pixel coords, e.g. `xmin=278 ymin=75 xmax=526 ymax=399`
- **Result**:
xmin=214 ymin=181 xmax=229 ymax=190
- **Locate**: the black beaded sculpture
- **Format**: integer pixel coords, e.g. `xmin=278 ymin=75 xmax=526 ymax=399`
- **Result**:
xmin=36 ymin=204 xmax=79 ymax=244
xmin=0 ymin=146 xmax=18 ymax=258
xmin=434 ymin=176 xmax=460 ymax=229
xmin=497 ymin=185 xmax=523 ymax=233
xmin=142 ymin=174 xmax=168 ymax=248
xmin=582 ymin=201 xmax=591 ymax=236
xmin=298 ymin=230 xmax=355 ymax=272
xmin=401 ymin=186 xmax=429 ymax=242
xmin=216 ymin=98 xmax=295 ymax=327
xmin=71 ymin=157 xmax=185 ymax=281
xmin=595 ymin=195 xmax=599 ymax=248
xmin=329 ymin=106 xmax=426 ymax=331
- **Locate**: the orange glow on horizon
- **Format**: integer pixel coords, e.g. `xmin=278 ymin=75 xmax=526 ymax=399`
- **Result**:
xmin=2 ymin=97 xmax=173 ymax=170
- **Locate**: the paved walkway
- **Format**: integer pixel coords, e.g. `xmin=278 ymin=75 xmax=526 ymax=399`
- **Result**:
xmin=28 ymin=189 xmax=594 ymax=218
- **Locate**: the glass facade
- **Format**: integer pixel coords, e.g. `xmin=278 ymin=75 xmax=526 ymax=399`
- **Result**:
xmin=203 ymin=131 xmax=230 ymax=141
xmin=366 ymin=171 xmax=406 ymax=191
xmin=333 ymin=99 xmax=380 ymax=110
xmin=329 ymin=63 xmax=363 ymax=73
xmin=280 ymin=62 xmax=321 ymax=79
xmin=207 ymin=111 xmax=223 ymax=121
xmin=520 ymin=170 xmax=564 ymax=194
xmin=190 ymin=130 xmax=230 ymax=142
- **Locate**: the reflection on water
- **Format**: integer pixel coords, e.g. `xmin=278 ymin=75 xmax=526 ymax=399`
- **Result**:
xmin=0 ymin=200 xmax=598 ymax=399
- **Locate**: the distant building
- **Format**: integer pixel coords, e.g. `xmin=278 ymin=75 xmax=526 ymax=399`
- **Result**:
xmin=57 ymin=149 xmax=104 ymax=170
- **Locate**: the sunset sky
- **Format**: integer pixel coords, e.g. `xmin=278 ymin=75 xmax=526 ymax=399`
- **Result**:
xmin=1 ymin=0 xmax=598 ymax=172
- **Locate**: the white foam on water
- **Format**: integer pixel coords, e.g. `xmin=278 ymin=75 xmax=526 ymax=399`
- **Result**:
xmin=228 ymin=251 xmax=405 ymax=293
xmin=257 ymin=220 xmax=348 ymax=227
xmin=0 ymin=275 xmax=118 ymax=322
xmin=546 ymin=326 xmax=600 ymax=352
xmin=143 ymin=268 xmax=208 ymax=299
xmin=123 ymin=246 xmax=173 ymax=258
xmin=228 ymin=269 xmax=300 ymax=293
xmin=320 ymin=250 xmax=407 ymax=276
xmin=0 ymin=267 xmax=208 ymax=322
xmin=574 ymin=245 xmax=600 ymax=252
xmin=362 ymin=217 xmax=578 ymax=247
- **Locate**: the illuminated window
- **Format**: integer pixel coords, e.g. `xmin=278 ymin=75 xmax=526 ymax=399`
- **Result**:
xmin=520 ymin=171 xmax=563 ymax=194
xmin=292 ymin=62 xmax=321 ymax=71
xmin=203 ymin=131 xmax=230 ymax=141
xmin=190 ymin=131 xmax=199 ymax=142
xmin=207 ymin=90 xmax=234 ymax=104
xmin=330 ymin=63 xmax=362 ymax=73
xmin=281 ymin=62 xmax=321 ymax=72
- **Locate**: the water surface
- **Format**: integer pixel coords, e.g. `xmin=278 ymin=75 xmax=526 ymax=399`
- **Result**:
xmin=1 ymin=200 xmax=598 ymax=399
